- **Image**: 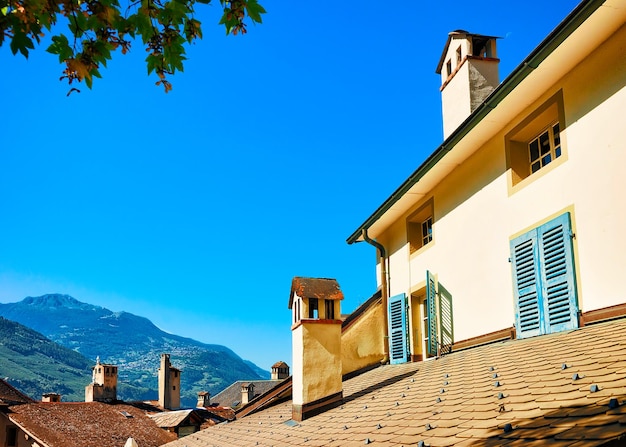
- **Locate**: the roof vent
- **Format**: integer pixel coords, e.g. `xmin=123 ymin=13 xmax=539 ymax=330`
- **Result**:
xmin=503 ymin=423 xmax=513 ymax=433
xmin=364 ymin=438 xmax=372 ymax=444
xmin=561 ymin=363 xmax=569 ymax=370
xmin=120 ymin=411 xmax=133 ymax=418
xmin=590 ymin=384 xmax=600 ymax=393
xmin=572 ymin=373 xmax=582 ymax=381
xmin=425 ymin=423 xmax=433 ymax=431
xmin=609 ymin=398 xmax=620 ymax=409
xmin=498 ymin=392 xmax=505 ymax=399
xmin=494 ymin=381 xmax=501 ymax=387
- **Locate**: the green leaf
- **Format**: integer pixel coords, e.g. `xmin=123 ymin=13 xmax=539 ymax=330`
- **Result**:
xmin=245 ymin=0 xmax=265 ymax=23
xmin=46 ymin=34 xmax=73 ymax=62
xmin=10 ymin=30 xmax=35 ymax=58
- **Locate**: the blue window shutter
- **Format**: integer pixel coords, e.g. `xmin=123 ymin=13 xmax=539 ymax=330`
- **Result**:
xmin=510 ymin=229 xmax=543 ymax=338
xmin=537 ymin=212 xmax=578 ymax=333
xmin=388 ymin=293 xmax=408 ymax=364
xmin=426 ymin=271 xmax=438 ymax=357
xmin=438 ymin=282 xmax=453 ymax=355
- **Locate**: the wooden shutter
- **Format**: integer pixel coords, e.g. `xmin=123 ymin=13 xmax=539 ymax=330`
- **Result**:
xmin=426 ymin=271 xmax=438 ymax=357
xmin=511 ymin=212 xmax=578 ymax=339
xmin=510 ymin=230 xmax=542 ymax=338
xmin=537 ymin=212 xmax=578 ymax=333
xmin=388 ymin=293 xmax=408 ymax=364
xmin=438 ymin=282 xmax=454 ymax=355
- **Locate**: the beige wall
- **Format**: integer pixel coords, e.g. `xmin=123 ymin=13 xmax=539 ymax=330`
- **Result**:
xmin=292 ymin=322 xmax=342 ymax=407
xmin=341 ymin=301 xmax=385 ymax=375
xmin=376 ymin=23 xmax=626 ymax=345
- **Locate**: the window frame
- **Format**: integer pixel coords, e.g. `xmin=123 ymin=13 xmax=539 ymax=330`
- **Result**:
xmin=505 ymin=90 xmax=566 ymax=189
xmin=408 ymin=198 xmax=434 ymax=255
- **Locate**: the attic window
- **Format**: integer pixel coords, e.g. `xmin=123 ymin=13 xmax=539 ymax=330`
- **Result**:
xmin=456 ymin=46 xmax=462 ymax=66
xmin=408 ymin=199 xmax=434 ymax=254
xmin=506 ymin=91 xmax=566 ymax=187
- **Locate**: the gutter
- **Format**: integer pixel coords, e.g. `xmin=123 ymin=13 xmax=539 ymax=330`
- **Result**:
xmin=360 ymin=229 xmax=390 ymax=360
xmin=346 ymin=0 xmax=605 ymax=245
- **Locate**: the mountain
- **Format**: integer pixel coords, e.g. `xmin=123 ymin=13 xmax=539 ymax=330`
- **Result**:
xmin=0 ymin=294 xmax=268 ymax=406
xmin=0 ymin=316 xmax=91 ymax=401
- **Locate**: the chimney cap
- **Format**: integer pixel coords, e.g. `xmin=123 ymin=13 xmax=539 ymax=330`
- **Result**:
xmin=435 ymin=31 xmax=500 ymax=74
xmin=272 ymin=361 xmax=289 ymax=368
xmin=289 ymin=277 xmax=344 ymax=309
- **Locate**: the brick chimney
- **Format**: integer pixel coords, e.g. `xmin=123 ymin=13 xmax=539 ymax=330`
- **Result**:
xmin=158 ymin=353 xmax=181 ymax=410
xmin=271 ymin=361 xmax=290 ymax=380
xmin=289 ymin=277 xmax=344 ymax=422
xmin=85 ymin=356 xmax=118 ymax=402
xmin=436 ymin=31 xmax=499 ymax=139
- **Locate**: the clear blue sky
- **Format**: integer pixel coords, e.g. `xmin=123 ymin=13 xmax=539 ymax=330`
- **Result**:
xmin=0 ymin=0 xmax=580 ymax=372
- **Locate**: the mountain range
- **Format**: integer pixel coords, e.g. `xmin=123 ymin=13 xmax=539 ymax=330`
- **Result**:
xmin=0 ymin=294 xmax=268 ymax=406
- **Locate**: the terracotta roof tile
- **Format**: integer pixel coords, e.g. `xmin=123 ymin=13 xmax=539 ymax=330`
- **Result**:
xmin=163 ymin=318 xmax=626 ymax=447
xmin=8 ymin=402 xmax=176 ymax=447
xmin=0 ymin=379 xmax=34 ymax=405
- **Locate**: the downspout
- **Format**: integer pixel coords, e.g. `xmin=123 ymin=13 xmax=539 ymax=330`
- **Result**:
xmin=361 ymin=228 xmax=390 ymax=362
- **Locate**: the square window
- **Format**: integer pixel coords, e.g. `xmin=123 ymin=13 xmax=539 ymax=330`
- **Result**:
xmin=505 ymin=91 xmax=566 ymax=187
xmin=408 ymin=199 xmax=434 ymax=254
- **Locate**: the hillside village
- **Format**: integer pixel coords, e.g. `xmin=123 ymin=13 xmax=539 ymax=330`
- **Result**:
xmin=2 ymin=0 xmax=626 ymax=445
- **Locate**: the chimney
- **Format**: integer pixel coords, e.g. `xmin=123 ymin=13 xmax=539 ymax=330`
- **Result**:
xmin=436 ymin=31 xmax=499 ymax=139
xmin=197 ymin=391 xmax=210 ymax=407
xmin=241 ymin=383 xmax=255 ymax=406
xmin=289 ymin=277 xmax=344 ymax=422
xmin=158 ymin=353 xmax=181 ymax=410
xmin=85 ymin=356 xmax=118 ymax=402
xmin=42 ymin=393 xmax=61 ymax=402
xmin=271 ymin=361 xmax=290 ymax=380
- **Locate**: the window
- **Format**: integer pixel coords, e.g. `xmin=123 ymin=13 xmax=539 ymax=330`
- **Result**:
xmin=456 ymin=46 xmax=462 ymax=66
xmin=7 ymin=426 xmax=17 ymax=447
xmin=389 ymin=272 xmax=454 ymax=365
xmin=408 ymin=199 xmax=434 ymax=254
xmin=308 ymin=298 xmax=318 ymax=319
xmin=510 ymin=212 xmax=578 ymax=339
xmin=324 ymin=299 xmax=335 ymax=320
xmin=506 ymin=91 xmax=566 ymax=187
xmin=446 ymin=60 xmax=452 ymax=78
xmin=529 ymin=122 xmax=561 ymax=174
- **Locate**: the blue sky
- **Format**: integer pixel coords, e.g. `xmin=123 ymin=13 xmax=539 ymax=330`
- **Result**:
xmin=0 ymin=0 xmax=580 ymax=372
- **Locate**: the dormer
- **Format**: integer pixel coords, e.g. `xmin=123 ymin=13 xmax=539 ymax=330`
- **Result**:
xmin=436 ymin=31 xmax=500 ymax=139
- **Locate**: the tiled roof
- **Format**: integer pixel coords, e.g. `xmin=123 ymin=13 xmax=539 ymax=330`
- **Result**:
xmin=149 ymin=409 xmax=195 ymax=428
xmin=8 ymin=402 xmax=177 ymax=447
xmin=272 ymin=361 xmax=289 ymax=369
xmin=163 ymin=317 xmax=626 ymax=447
xmin=211 ymin=380 xmax=283 ymax=409
xmin=0 ymin=379 xmax=34 ymax=405
xmin=289 ymin=277 xmax=343 ymax=308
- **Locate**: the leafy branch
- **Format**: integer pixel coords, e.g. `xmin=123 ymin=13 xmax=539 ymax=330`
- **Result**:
xmin=0 ymin=0 xmax=265 ymax=92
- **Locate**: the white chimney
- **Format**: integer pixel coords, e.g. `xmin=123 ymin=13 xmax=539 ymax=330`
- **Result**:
xmin=436 ymin=31 xmax=499 ymax=139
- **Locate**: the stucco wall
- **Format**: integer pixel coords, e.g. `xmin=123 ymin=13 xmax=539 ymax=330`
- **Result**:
xmin=379 ymin=23 xmax=626 ymax=344
xmin=292 ymin=322 xmax=342 ymax=406
xmin=341 ymin=300 xmax=385 ymax=375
